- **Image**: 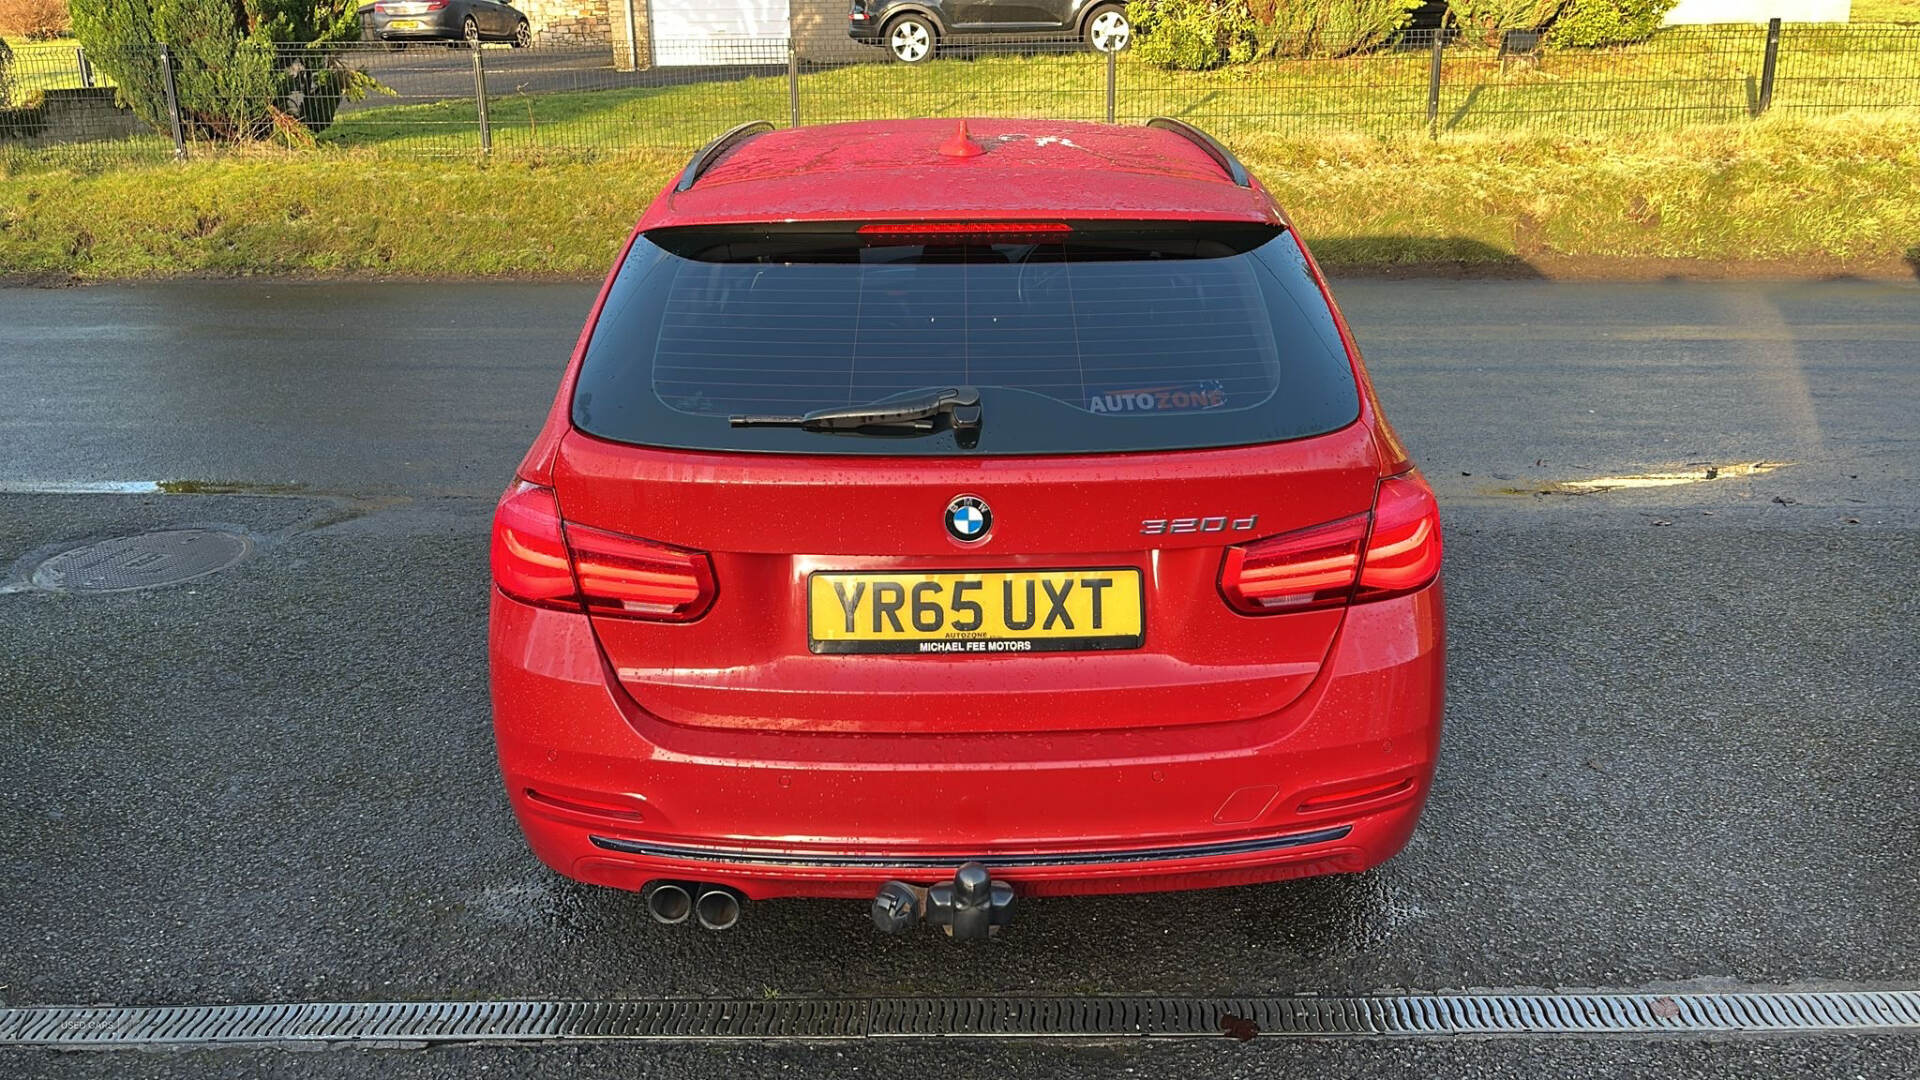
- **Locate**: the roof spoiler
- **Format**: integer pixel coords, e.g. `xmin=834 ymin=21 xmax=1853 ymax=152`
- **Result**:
xmin=1144 ymin=118 xmax=1250 ymax=188
xmin=675 ymin=121 xmax=775 ymax=193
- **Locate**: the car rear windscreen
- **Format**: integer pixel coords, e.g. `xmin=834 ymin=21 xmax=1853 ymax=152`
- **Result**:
xmin=571 ymin=223 xmax=1360 ymax=456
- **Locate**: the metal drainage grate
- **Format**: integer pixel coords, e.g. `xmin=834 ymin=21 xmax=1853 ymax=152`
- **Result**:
xmin=31 ymin=530 xmax=252 ymax=592
xmin=4 ymin=991 xmax=1920 ymax=1048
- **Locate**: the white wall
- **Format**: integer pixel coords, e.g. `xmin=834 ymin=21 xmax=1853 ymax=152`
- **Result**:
xmin=651 ymin=0 xmax=792 ymax=65
xmin=1663 ymin=0 xmax=1851 ymax=24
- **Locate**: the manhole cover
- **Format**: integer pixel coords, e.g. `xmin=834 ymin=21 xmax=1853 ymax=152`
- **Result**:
xmin=32 ymin=530 xmax=252 ymax=592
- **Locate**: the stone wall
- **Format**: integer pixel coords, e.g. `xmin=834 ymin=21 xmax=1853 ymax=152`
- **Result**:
xmin=792 ymin=0 xmax=868 ymax=62
xmin=519 ymin=0 xmax=612 ymax=46
xmin=0 ymin=87 xmax=142 ymax=144
xmin=607 ymin=0 xmax=652 ymax=70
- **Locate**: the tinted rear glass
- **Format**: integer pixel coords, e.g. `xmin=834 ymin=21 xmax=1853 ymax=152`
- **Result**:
xmin=572 ymin=225 xmax=1359 ymax=456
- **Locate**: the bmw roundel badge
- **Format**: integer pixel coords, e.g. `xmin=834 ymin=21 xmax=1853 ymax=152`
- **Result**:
xmin=945 ymin=495 xmax=992 ymax=543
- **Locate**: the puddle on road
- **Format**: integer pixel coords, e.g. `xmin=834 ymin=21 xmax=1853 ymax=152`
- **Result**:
xmin=1493 ymin=461 xmax=1790 ymax=497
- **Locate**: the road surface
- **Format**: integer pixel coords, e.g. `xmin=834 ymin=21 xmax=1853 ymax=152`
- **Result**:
xmin=2 ymin=278 xmax=1916 ymax=1078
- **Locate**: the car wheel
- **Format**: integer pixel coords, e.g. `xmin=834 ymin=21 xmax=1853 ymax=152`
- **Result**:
xmin=463 ymin=16 xmax=481 ymax=45
xmin=513 ymin=20 xmax=531 ymax=48
xmin=1085 ymin=3 xmax=1131 ymax=52
xmin=885 ymin=15 xmax=936 ymax=64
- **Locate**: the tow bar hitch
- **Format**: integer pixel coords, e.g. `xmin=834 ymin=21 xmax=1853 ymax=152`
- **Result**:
xmin=871 ymin=862 xmax=1014 ymax=940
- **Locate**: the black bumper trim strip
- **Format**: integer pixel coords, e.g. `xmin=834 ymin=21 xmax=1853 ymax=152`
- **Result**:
xmin=587 ymin=824 xmax=1353 ymax=869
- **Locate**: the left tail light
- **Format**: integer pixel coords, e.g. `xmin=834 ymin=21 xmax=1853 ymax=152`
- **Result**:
xmin=565 ymin=523 xmax=716 ymax=622
xmin=491 ymin=482 xmax=575 ymax=609
xmin=490 ymin=482 xmax=716 ymax=622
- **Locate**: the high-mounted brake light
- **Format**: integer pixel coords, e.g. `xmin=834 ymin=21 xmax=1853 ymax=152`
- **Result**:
xmin=490 ymin=482 xmax=716 ymax=622
xmin=1219 ymin=471 xmax=1442 ymax=615
xmin=857 ymin=222 xmax=1071 ymax=237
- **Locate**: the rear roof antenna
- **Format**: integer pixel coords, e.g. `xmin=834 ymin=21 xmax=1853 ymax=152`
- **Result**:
xmin=939 ymin=119 xmax=986 ymax=159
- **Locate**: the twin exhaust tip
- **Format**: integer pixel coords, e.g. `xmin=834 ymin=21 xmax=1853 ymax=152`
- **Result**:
xmin=645 ymin=882 xmax=741 ymax=931
xmin=646 ymin=863 xmax=1014 ymax=938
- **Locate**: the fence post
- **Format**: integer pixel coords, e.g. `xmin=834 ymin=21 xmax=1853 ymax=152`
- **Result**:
xmin=471 ymin=43 xmax=492 ymax=155
xmin=623 ymin=0 xmax=641 ymax=70
xmin=157 ymin=43 xmax=187 ymax=159
xmin=76 ymin=47 xmax=94 ymax=89
xmin=1756 ymin=17 xmax=1782 ymax=115
xmin=788 ymin=41 xmax=800 ymax=128
xmin=1105 ymin=46 xmax=1116 ymax=124
xmin=1425 ymin=27 xmax=1444 ymax=137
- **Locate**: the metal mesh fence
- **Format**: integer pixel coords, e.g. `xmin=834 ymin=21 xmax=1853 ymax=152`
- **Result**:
xmin=1773 ymin=23 xmax=1920 ymax=113
xmin=0 ymin=43 xmax=174 ymax=165
xmin=3 ymin=23 xmax=1919 ymax=168
xmin=324 ymin=39 xmax=790 ymax=156
xmin=800 ymin=35 xmax=1105 ymax=126
xmin=1432 ymin=24 xmax=1763 ymax=133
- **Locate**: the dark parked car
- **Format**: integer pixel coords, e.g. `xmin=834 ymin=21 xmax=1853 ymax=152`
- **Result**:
xmin=358 ymin=0 xmax=532 ymax=47
xmin=850 ymin=0 xmax=1132 ymax=62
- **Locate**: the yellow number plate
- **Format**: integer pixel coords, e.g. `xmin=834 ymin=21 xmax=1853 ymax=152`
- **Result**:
xmin=389 ymin=19 xmax=422 ymax=28
xmin=809 ymin=569 xmax=1143 ymax=655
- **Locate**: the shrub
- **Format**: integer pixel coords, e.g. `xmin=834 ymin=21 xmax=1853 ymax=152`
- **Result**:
xmin=1446 ymin=0 xmax=1566 ymax=46
xmin=0 ymin=38 xmax=13 ymax=107
xmin=1546 ymin=0 xmax=1678 ymax=47
xmin=67 ymin=0 xmax=371 ymax=142
xmin=1126 ymin=0 xmax=1258 ymax=70
xmin=0 ymin=0 xmax=71 ymax=40
xmin=1250 ymin=0 xmax=1420 ymax=58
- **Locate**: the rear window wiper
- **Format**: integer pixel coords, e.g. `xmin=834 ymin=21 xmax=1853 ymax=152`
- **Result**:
xmin=730 ymin=387 xmax=982 ymax=446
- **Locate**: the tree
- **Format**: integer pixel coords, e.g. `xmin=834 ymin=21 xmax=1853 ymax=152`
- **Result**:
xmin=68 ymin=0 xmax=372 ymax=142
xmin=1446 ymin=0 xmax=1568 ymax=47
xmin=1129 ymin=0 xmax=1421 ymax=67
xmin=1546 ymin=0 xmax=1680 ymax=47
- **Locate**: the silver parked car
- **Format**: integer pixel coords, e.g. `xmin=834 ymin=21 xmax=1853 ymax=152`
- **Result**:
xmin=357 ymin=0 xmax=533 ymax=47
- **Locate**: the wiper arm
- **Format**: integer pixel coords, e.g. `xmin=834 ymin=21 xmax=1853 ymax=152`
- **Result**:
xmin=730 ymin=387 xmax=982 ymax=444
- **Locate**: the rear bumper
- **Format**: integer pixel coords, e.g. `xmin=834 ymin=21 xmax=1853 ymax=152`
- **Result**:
xmin=489 ymin=583 xmax=1444 ymax=900
xmin=372 ymin=12 xmax=461 ymax=37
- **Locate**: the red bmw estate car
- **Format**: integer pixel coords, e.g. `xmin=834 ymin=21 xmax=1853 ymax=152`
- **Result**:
xmin=489 ymin=117 xmax=1444 ymax=938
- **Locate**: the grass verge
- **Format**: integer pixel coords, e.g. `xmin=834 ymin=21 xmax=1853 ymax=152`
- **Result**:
xmin=1 ymin=113 xmax=1916 ymax=280
xmin=317 ymin=25 xmax=1920 ymax=154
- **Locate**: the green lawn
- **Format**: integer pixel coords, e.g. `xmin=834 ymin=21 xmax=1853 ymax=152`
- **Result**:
xmin=4 ymin=23 xmax=1918 ymax=280
xmin=1853 ymin=0 xmax=1920 ymax=22
xmin=3 ymin=38 xmax=112 ymax=102
xmin=4 ymin=112 xmax=1917 ymax=279
xmin=319 ymin=23 xmax=1920 ymax=157
xmin=8 ymin=23 xmax=1917 ymax=151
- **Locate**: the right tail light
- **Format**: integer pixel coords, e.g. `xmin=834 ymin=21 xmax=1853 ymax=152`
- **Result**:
xmin=1354 ymin=471 xmax=1444 ymax=602
xmin=1220 ymin=471 xmax=1442 ymax=614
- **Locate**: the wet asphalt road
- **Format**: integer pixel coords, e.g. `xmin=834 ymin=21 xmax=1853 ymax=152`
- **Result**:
xmin=336 ymin=47 xmax=784 ymax=115
xmin=2 ymin=279 xmax=1918 ymax=1078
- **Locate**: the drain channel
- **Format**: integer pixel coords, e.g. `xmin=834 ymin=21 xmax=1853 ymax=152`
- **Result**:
xmin=4 ymin=990 xmax=1919 ymax=1047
